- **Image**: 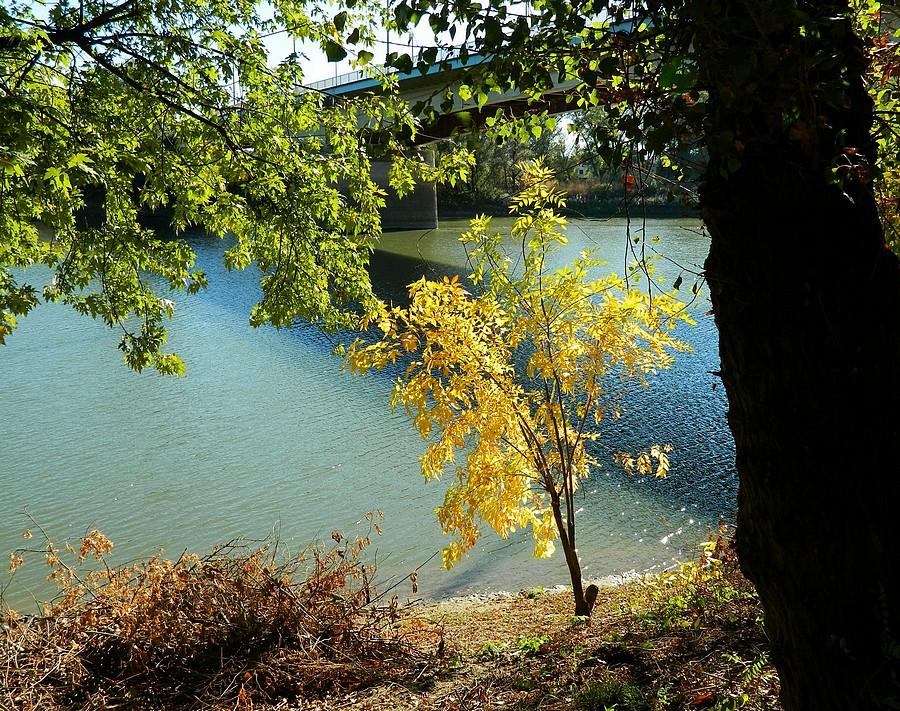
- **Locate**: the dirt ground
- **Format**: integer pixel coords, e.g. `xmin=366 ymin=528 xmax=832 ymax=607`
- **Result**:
xmin=2 ymin=549 xmax=780 ymax=711
xmin=281 ymin=563 xmax=780 ymax=711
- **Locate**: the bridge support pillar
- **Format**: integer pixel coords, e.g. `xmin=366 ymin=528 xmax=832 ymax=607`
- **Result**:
xmin=371 ymin=150 xmax=438 ymax=231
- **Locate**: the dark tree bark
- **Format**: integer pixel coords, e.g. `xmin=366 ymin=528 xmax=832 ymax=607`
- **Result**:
xmin=548 ymin=482 xmax=592 ymax=615
xmin=695 ymin=1 xmax=900 ymax=707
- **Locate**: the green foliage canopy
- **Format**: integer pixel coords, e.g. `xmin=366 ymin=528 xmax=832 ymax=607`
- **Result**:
xmin=386 ymin=0 xmax=900 ymax=227
xmin=0 ymin=0 xmax=464 ymax=372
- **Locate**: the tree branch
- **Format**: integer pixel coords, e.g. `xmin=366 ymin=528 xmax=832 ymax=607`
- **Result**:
xmin=45 ymin=0 xmax=143 ymax=46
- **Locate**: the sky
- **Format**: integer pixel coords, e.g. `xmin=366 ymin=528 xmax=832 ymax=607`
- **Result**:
xmin=262 ymin=32 xmax=354 ymax=83
xmin=24 ymin=0 xmax=428 ymax=86
xmin=258 ymin=3 xmax=445 ymax=85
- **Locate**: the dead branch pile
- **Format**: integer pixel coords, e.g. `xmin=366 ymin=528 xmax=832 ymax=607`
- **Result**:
xmin=2 ymin=518 xmax=424 ymax=710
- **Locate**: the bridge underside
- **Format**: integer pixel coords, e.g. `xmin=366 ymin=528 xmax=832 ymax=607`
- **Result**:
xmin=413 ymin=91 xmax=579 ymax=144
xmin=370 ymin=91 xmax=576 ymax=229
xmin=318 ymin=65 xmax=591 ymax=229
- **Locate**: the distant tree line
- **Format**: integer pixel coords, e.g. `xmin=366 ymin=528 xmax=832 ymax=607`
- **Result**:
xmin=435 ymin=109 xmax=706 ymax=218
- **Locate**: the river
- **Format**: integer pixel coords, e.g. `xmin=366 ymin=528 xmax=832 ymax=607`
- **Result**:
xmin=0 ymin=216 xmax=736 ymax=612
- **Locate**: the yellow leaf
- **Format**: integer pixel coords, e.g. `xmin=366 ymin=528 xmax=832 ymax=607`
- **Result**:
xmin=344 ymin=161 xmax=691 ymax=593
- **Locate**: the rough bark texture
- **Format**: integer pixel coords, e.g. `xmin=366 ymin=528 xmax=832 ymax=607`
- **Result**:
xmin=696 ymin=1 xmax=900 ymax=707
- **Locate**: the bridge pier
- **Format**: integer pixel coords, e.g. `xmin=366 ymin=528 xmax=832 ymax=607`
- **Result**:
xmin=371 ymin=150 xmax=438 ymax=231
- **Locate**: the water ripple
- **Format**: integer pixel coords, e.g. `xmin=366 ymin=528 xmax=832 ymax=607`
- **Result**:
xmin=1 ymin=219 xmax=735 ymax=611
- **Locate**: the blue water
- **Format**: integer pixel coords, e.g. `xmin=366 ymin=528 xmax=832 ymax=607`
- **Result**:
xmin=0 ymin=217 xmax=736 ymax=612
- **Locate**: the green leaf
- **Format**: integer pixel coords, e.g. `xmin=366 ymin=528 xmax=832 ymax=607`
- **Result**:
xmin=422 ymin=47 xmax=438 ymax=66
xmin=324 ymin=40 xmax=348 ymax=63
xmin=394 ymin=53 xmax=414 ymax=74
xmin=659 ymin=55 xmax=696 ymax=92
xmin=0 ymin=0 xmax=399 ymax=372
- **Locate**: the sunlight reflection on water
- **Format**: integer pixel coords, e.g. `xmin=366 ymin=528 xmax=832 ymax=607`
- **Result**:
xmin=1 ymin=218 xmax=735 ymax=612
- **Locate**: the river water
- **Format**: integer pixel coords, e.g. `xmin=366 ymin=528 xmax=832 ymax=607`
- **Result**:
xmin=1 ymin=216 xmax=736 ymax=612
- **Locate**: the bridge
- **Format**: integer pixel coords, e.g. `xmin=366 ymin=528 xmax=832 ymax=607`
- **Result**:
xmin=305 ymin=50 xmax=582 ymax=229
xmin=306 ymin=50 xmax=581 ymax=143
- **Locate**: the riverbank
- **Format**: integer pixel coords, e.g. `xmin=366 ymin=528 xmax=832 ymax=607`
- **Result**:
xmin=2 ymin=536 xmax=780 ymax=711
xmin=388 ymin=561 xmax=779 ymax=711
xmin=438 ymin=196 xmax=699 ymax=221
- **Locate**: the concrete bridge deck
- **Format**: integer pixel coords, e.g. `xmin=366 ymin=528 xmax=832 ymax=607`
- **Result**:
xmin=303 ymin=37 xmax=617 ymax=228
xmin=306 ymin=50 xmax=580 ymax=143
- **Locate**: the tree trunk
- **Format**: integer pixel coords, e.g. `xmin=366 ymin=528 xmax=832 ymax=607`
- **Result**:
xmin=550 ymin=494 xmax=591 ymax=616
xmin=696 ymin=1 xmax=900 ymax=707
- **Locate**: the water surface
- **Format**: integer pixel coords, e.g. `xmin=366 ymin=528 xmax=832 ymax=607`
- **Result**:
xmin=1 ymin=217 xmax=735 ymax=611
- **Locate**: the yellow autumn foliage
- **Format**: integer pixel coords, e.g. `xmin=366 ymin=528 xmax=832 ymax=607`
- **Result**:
xmin=346 ymin=162 xmax=693 ymax=574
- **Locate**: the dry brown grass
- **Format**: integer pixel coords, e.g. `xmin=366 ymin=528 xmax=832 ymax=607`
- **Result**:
xmin=2 ymin=515 xmax=431 ymax=710
xmin=2 ymin=526 xmax=781 ymax=711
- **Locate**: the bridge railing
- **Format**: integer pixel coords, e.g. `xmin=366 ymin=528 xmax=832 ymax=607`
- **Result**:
xmin=307 ymin=69 xmax=371 ymax=92
xmin=303 ymin=18 xmax=644 ymax=95
xmin=303 ymin=45 xmax=476 ymax=93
